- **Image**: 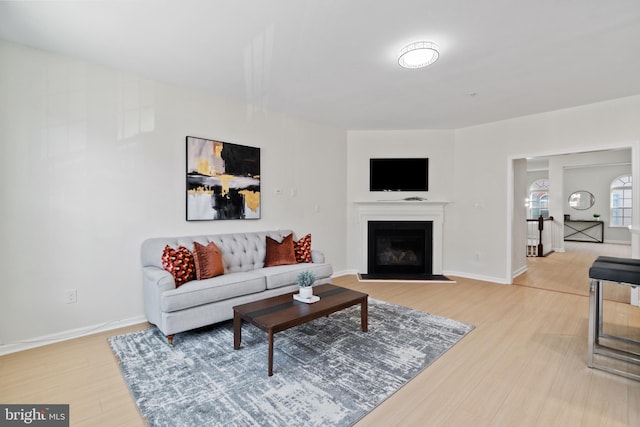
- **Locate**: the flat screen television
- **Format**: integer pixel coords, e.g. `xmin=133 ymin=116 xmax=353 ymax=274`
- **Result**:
xmin=370 ymin=158 xmax=428 ymax=191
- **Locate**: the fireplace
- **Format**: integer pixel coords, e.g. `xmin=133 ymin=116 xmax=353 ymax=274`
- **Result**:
xmin=367 ymin=221 xmax=433 ymax=276
xmin=355 ymin=200 xmax=446 ymax=275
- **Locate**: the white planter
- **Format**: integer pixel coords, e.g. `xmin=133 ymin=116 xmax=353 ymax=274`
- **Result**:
xmin=299 ymin=286 xmax=313 ymax=299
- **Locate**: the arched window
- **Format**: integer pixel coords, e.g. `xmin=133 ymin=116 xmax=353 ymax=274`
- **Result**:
xmin=610 ymin=175 xmax=632 ymax=227
xmin=528 ymin=179 xmax=549 ymax=219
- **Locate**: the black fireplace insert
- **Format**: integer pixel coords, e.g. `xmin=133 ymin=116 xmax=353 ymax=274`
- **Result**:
xmin=366 ymin=220 xmax=433 ymax=277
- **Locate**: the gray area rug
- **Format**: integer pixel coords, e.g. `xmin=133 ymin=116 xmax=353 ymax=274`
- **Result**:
xmin=109 ymin=298 xmax=474 ymax=427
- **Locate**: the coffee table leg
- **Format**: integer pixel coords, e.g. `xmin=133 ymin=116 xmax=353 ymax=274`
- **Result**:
xmin=361 ymin=297 xmax=368 ymax=332
xmin=233 ymin=310 xmax=241 ymax=350
xmin=268 ymin=329 xmax=274 ymax=376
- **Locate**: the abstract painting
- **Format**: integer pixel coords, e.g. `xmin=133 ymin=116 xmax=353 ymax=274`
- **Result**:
xmin=186 ymin=136 xmax=260 ymax=220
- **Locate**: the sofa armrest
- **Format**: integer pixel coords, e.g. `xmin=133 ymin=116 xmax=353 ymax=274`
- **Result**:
xmin=142 ymin=266 xmax=175 ymax=328
xmin=311 ymin=250 xmax=325 ymax=264
xmin=143 ymin=266 xmax=176 ymax=291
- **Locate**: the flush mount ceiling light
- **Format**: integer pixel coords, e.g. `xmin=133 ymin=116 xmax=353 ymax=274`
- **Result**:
xmin=398 ymin=41 xmax=439 ymax=69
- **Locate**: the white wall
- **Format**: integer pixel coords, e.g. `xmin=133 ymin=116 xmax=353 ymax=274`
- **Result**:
xmin=562 ymin=154 xmax=631 ymax=244
xmin=345 ymin=96 xmax=640 ymax=283
xmin=345 ymin=129 xmax=455 ymax=273
xmin=525 ymin=151 xmax=632 ymax=248
xmin=4 ymin=40 xmax=640 ymax=350
xmin=0 ymin=41 xmax=347 ymax=350
xmin=453 ymin=96 xmax=640 ymax=282
xmin=527 ymin=170 xmax=548 ymax=188
xmin=512 ymin=159 xmax=528 ymax=276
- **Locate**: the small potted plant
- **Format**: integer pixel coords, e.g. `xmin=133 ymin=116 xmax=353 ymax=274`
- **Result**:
xmin=296 ymin=271 xmax=316 ymax=299
xmin=593 ymin=213 xmax=601 ymax=220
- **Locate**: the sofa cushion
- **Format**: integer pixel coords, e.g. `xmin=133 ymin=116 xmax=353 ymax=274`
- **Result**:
xmin=294 ymin=233 xmax=312 ymax=263
xmin=161 ymin=245 xmax=196 ymax=287
xmin=160 ymin=272 xmax=266 ymax=313
xmin=193 ymin=241 xmax=224 ymax=280
xmin=264 ymin=233 xmax=297 ymax=266
xmin=257 ymin=262 xmax=333 ymax=290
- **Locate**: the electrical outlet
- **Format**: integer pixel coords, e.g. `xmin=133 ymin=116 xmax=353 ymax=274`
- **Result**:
xmin=65 ymin=289 xmax=77 ymax=304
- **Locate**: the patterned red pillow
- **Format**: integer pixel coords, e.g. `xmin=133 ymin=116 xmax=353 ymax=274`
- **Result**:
xmin=161 ymin=245 xmax=196 ymax=287
xmin=294 ymin=234 xmax=312 ymax=263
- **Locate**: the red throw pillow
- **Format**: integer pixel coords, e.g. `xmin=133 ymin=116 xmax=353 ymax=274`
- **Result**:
xmin=264 ymin=233 xmax=297 ymax=267
xmin=193 ymin=241 xmax=224 ymax=280
xmin=161 ymin=245 xmax=196 ymax=287
xmin=294 ymin=234 xmax=312 ymax=263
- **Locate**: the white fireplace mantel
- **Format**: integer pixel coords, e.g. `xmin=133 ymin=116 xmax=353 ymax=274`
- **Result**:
xmin=355 ymin=200 xmax=448 ymax=275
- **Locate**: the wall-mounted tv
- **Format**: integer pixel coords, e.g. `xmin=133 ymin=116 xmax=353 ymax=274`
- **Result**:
xmin=370 ymin=158 xmax=428 ymax=192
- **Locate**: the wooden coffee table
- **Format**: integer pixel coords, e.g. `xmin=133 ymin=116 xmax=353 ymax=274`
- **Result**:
xmin=233 ymin=283 xmax=368 ymax=376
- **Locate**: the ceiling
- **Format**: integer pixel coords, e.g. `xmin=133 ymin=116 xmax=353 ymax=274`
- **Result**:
xmin=1 ymin=0 xmax=639 ymax=130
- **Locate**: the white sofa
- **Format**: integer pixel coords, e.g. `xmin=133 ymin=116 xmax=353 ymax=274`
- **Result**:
xmin=141 ymin=229 xmax=333 ymax=345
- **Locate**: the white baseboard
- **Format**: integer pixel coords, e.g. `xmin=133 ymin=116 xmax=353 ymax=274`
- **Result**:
xmin=603 ymin=240 xmax=632 ymax=245
xmin=512 ymin=265 xmax=528 ymax=279
xmin=0 ymin=315 xmax=147 ymax=356
xmin=1 ymin=272 xmax=355 ymax=356
xmin=333 ymin=269 xmax=359 ymax=277
xmin=443 ymin=270 xmax=510 ymax=285
xmin=3 ymin=267 xmax=510 ymax=356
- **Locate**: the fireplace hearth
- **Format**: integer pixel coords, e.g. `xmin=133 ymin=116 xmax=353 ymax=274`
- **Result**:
xmin=367 ymin=221 xmax=433 ymax=276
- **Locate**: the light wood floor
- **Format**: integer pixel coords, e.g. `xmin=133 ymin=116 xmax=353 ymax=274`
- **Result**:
xmin=2 ymin=251 xmax=639 ymax=426
xmin=515 ymin=241 xmax=632 ymax=302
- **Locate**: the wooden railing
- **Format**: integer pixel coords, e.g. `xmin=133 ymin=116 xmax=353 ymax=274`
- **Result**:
xmin=527 ymin=216 xmax=555 ymax=257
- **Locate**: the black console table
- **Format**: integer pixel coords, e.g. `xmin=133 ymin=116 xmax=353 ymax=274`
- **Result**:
xmin=564 ymin=220 xmax=604 ymax=243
